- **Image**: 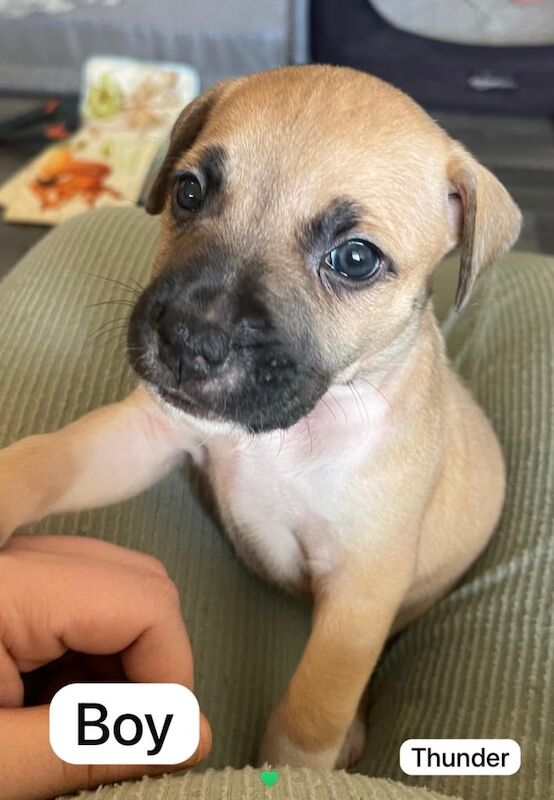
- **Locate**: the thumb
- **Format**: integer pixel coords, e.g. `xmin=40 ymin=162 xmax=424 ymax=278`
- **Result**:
xmin=0 ymin=705 xmax=212 ymax=800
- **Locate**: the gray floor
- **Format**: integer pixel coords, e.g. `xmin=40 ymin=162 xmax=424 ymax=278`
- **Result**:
xmin=1 ymin=96 xmax=553 ymax=279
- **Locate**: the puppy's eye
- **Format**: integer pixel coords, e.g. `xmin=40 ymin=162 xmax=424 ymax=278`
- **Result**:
xmin=175 ymin=173 xmax=203 ymax=211
xmin=325 ymin=240 xmax=382 ymax=280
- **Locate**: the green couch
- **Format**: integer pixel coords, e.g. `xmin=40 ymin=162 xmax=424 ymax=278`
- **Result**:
xmin=0 ymin=208 xmax=552 ymax=800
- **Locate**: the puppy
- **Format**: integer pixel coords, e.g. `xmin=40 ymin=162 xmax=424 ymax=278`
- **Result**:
xmin=0 ymin=66 xmax=521 ymax=769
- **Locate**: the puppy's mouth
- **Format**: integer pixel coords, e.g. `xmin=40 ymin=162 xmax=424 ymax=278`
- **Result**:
xmin=134 ymin=354 xmax=327 ymax=433
xmin=127 ymin=309 xmax=328 ymax=434
xmin=155 ymin=384 xmax=208 ymax=417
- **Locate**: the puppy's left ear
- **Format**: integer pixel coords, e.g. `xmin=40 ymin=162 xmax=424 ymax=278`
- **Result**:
xmin=447 ymin=146 xmax=522 ymax=310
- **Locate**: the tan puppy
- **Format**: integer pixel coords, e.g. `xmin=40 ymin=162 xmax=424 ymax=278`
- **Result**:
xmin=0 ymin=66 xmax=521 ymax=769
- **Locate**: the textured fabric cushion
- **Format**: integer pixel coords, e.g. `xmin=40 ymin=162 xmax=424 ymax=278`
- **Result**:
xmin=0 ymin=207 xmax=552 ymax=799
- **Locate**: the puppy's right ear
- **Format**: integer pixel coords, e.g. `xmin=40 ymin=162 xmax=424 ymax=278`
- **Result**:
xmin=145 ymin=85 xmax=223 ymax=215
xmin=447 ymin=145 xmax=522 ymax=311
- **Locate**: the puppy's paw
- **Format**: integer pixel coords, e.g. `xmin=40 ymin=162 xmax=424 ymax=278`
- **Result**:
xmin=258 ymin=715 xmax=339 ymax=769
xmin=335 ymin=714 xmax=367 ymax=769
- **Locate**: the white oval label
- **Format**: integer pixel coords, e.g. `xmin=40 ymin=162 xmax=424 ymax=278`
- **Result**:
xmin=49 ymin=683 xmax=200 ymax=765
xmin=400 ymin=739 xmax=521 ymax=775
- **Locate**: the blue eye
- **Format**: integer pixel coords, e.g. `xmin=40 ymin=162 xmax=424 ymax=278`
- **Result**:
xmin=326 ymin=239 xmax=382 ymax=280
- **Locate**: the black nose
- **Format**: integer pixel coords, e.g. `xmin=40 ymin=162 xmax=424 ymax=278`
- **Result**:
xmin=156 ymin=305 xmax=230 ymax=381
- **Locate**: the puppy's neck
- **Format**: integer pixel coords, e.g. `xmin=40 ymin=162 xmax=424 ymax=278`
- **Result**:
xmin=348 ymin=308 xmax=445 ymax=413
xmin=234 ymin=309 xmax=445 ymax=459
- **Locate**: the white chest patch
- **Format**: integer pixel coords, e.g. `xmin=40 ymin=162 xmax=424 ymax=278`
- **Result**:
xmin=198 ymin=384 xmax=391 ymax=592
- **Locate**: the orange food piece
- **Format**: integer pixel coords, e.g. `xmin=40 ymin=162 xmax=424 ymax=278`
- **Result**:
xmin=30 ymin=148 xmax=122 ymax=210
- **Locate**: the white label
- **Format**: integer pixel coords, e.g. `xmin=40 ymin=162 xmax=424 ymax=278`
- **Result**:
xmin=49 ymin=683 xmax=200 ymax=765
xmin=400 ymin=739 xmax=520 ymax=775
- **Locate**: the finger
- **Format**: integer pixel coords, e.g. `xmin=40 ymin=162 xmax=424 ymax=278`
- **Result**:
xmin=8 ymin=534 xmax=168 ymax=577
xmin=0 ymin=706 xmax=212 ymax=800
xmin=120 ymin=581 xmax=195 ymax=687
xmin=33 ymin=558 xmax=195 ymax=688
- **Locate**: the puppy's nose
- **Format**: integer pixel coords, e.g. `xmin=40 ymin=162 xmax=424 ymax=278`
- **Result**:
xmin=156 ymin=306 xmax=230 ymax=380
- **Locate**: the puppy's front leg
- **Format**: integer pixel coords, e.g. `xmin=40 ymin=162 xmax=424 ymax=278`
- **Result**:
xmin=259 ymin=553 xmax=414 ymax=769
xmin=0 ymin=386 xmax=194 ymax=546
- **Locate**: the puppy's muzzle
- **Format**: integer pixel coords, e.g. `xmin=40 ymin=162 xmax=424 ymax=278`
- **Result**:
xmin=127 ymin=264 xmax=328 ymax=432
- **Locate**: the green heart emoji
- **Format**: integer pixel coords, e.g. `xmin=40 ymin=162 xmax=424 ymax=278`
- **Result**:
xmin=260 ymin=770 xmax=279 ymax=787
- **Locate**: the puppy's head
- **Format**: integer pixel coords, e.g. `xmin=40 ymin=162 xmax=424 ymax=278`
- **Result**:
xmin=128 ymin=66 xmax=521 ymax=432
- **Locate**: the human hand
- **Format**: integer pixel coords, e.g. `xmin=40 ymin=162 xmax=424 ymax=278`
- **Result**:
xmin=0 ymin=535 xmax=211 ymax=800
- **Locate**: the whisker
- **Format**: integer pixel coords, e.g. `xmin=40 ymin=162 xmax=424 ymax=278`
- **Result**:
xmin=347 ymin=381 xmax=364 ymax=425
xmin=328 ymin=388 xmax=348 ymax=424
xmin=83 ymin=272 xmax=142 ymax=297
xmin=349 ymin=380 xmax=370 ymax=425
xmin=127 ymin=276 xmax=145 ymax=293
xmin=356 ymin=376 xmax=392 ymax=411
xmin=85 ymin=298 xmax=136 ymax=311
xmin=115 ymin=346 xmax=133 ymax=367
xmin=319 ymin=396 xmax=336 ymax=422
xmin=84 ymin=323 xmax=129 ymax=346
xmin=87 ymin=316 xmax=130 ymax=338
xmin=243 ymin=426 xmax=256 ymax=451
xmin=304 ymin=416 xmax=314 ymax=455
xmin=277 ymin=428 xmax=286 ymax=458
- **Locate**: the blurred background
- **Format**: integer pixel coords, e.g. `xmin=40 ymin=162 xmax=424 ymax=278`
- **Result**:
xmin=1 ymin=0 xmax=553 ymax=277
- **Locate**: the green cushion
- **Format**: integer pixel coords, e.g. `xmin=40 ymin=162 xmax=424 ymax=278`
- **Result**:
xmin=0 ymin=207 xmax=551 ymax=800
